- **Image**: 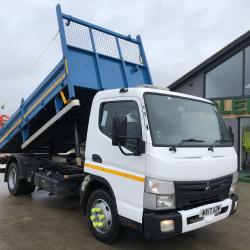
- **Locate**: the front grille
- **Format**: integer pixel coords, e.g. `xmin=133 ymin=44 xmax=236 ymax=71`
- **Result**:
xmin=174 ymin=175 xmax=232 ymax=209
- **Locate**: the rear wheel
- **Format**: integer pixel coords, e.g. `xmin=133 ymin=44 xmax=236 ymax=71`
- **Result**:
xmin=7 ymin=163 xmax=35 ymax=196
xmin=86 ymin=189 xmax=124 ymax=243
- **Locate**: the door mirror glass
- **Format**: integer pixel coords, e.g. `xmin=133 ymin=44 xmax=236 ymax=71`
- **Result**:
xmin=112 ymin=115 xmax=127 ymax=146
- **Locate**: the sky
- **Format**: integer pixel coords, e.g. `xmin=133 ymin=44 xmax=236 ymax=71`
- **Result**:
xmin=1 ymin=0 xmax=250 ymax=114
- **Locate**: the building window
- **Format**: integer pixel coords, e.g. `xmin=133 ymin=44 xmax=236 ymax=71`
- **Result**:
xmin=205 ymin=51 xmax=243 ymax=98
xmin=244 ymin=46 xmax=250 ymax=95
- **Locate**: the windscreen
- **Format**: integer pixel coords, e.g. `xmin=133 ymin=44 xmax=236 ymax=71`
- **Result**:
xmin=144 ymin=93 xmax=232 ymax=147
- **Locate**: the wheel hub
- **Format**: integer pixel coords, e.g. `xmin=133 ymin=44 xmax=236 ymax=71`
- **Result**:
xmin=8 ymin=168 xmax=16 ymax=190
xmin=90 ymin=199 xmax=112 ymax=234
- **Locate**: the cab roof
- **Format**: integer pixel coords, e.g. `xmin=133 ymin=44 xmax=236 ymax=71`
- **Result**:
xmin=97 ymin=85 xmax=213 ymax=104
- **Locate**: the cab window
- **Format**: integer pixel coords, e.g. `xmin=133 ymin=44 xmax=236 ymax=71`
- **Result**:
xmin=99 ymin=101 xmax=142 ymax=150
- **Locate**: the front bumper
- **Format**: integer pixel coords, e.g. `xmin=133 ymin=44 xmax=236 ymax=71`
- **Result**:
xmin=143 ymin=194 xmax=238 ymax=240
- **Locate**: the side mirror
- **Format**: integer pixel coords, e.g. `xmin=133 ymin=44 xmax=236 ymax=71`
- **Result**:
xmin=228 ymin=126 xmax=234 ymax=142
xmin=112 ymin=116 xmax=127 ymax=146
xmin=112 ymin=115 xmax=145 ymax=156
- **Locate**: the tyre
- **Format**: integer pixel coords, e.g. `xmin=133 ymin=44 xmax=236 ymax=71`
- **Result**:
xmin=7 ymin=163 xmax=36 ymax=196
xmin=86 ymin=189 xmax=125 ymax=243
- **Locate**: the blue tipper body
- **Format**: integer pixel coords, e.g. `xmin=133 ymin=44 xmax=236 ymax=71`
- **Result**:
xmin=0 ymin=5 xmax=152 ymax=153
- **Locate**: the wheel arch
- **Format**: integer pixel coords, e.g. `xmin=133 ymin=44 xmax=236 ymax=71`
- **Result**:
xmin=80 ymin=174 xmax=118 ymax=215
xmin=4 ymin=154 xmax=28 ymax=182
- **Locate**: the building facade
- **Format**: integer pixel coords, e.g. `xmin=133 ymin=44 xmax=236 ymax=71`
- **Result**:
xmin=169 ymin=31 xmax=250 ymax=171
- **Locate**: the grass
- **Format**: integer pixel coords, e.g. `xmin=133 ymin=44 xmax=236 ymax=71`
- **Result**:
xmin=239 ymin=172 xmax=250 ymax=183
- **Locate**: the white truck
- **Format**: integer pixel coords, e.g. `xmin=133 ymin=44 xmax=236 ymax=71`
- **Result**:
xmin=82 ymin=86 xmax=238 ymax=241
xmin=0 ymin=5 xmax=238 ymax=243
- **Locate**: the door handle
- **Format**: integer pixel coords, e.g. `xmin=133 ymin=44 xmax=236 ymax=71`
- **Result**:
xmin=92 ymin=154 xmax=102 ymax=163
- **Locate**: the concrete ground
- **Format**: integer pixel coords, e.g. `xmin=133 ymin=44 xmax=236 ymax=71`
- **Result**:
xmin=0 ymin=174 xmax=249 ymax=250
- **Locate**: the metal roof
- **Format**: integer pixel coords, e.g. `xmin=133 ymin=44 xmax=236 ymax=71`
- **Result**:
xmin=169 ymin=29 xmax=250 ymax=89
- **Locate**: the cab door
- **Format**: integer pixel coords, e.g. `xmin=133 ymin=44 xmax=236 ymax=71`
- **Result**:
xmin=85 ymin=97 xmax=146 ymax=223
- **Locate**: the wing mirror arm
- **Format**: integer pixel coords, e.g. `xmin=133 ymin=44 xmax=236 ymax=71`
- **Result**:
xmin=117 ymin=138 xmax=135 ymax=156
xmin=116 ymin=135 xmax=145 ymax=156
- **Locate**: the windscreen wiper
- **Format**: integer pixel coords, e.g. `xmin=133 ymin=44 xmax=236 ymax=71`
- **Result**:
xmin=208 ymin=139 xmax=233 ymax=152
xmin=169 ymin=138 xmax=205 ymax=152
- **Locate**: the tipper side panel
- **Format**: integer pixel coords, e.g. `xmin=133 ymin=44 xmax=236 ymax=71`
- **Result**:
xmin=0 ymin=61 xmax=66 ymax=153
xmin=57 ymin=4 xmax=152 ymax=98
xmin=0 ymin=5 xmax=152 ymax=153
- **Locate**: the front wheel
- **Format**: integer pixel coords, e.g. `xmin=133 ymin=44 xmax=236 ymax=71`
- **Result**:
xmin=7 ymin=163 xmax=35 ymax=196
xmin=86 ymin=189 xmax=125 ymax=243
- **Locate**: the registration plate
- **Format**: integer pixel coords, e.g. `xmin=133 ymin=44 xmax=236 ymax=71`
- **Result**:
xmin=200 ymin=205 xmax=222 ymax=217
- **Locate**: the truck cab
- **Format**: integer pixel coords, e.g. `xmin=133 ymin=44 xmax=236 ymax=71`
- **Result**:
xmin=82 ymin=86 xmax=238 ymax=241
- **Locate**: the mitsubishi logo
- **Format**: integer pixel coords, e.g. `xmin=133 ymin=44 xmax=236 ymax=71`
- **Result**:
xmin=205 ymin=182 xmax=211 ymax=191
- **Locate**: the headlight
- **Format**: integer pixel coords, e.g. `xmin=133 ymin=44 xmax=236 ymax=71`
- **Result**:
xmin=145 ymin=177 xmax=175 ymax=194
xmin=144 ymin=178 xmax=175 ymax=210
xmin=157 ymin=194 xmax=175 ymax=209
xmin=229 ymin=171 xmax=238 ymax=195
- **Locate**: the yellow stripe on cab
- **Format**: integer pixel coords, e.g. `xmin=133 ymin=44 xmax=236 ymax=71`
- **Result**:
xmin=84 ymin=163 xmax=145 ymax=183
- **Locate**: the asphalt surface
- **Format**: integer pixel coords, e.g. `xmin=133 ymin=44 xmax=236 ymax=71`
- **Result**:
xmin=0 ymin=174 xmax=249 ymax=250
